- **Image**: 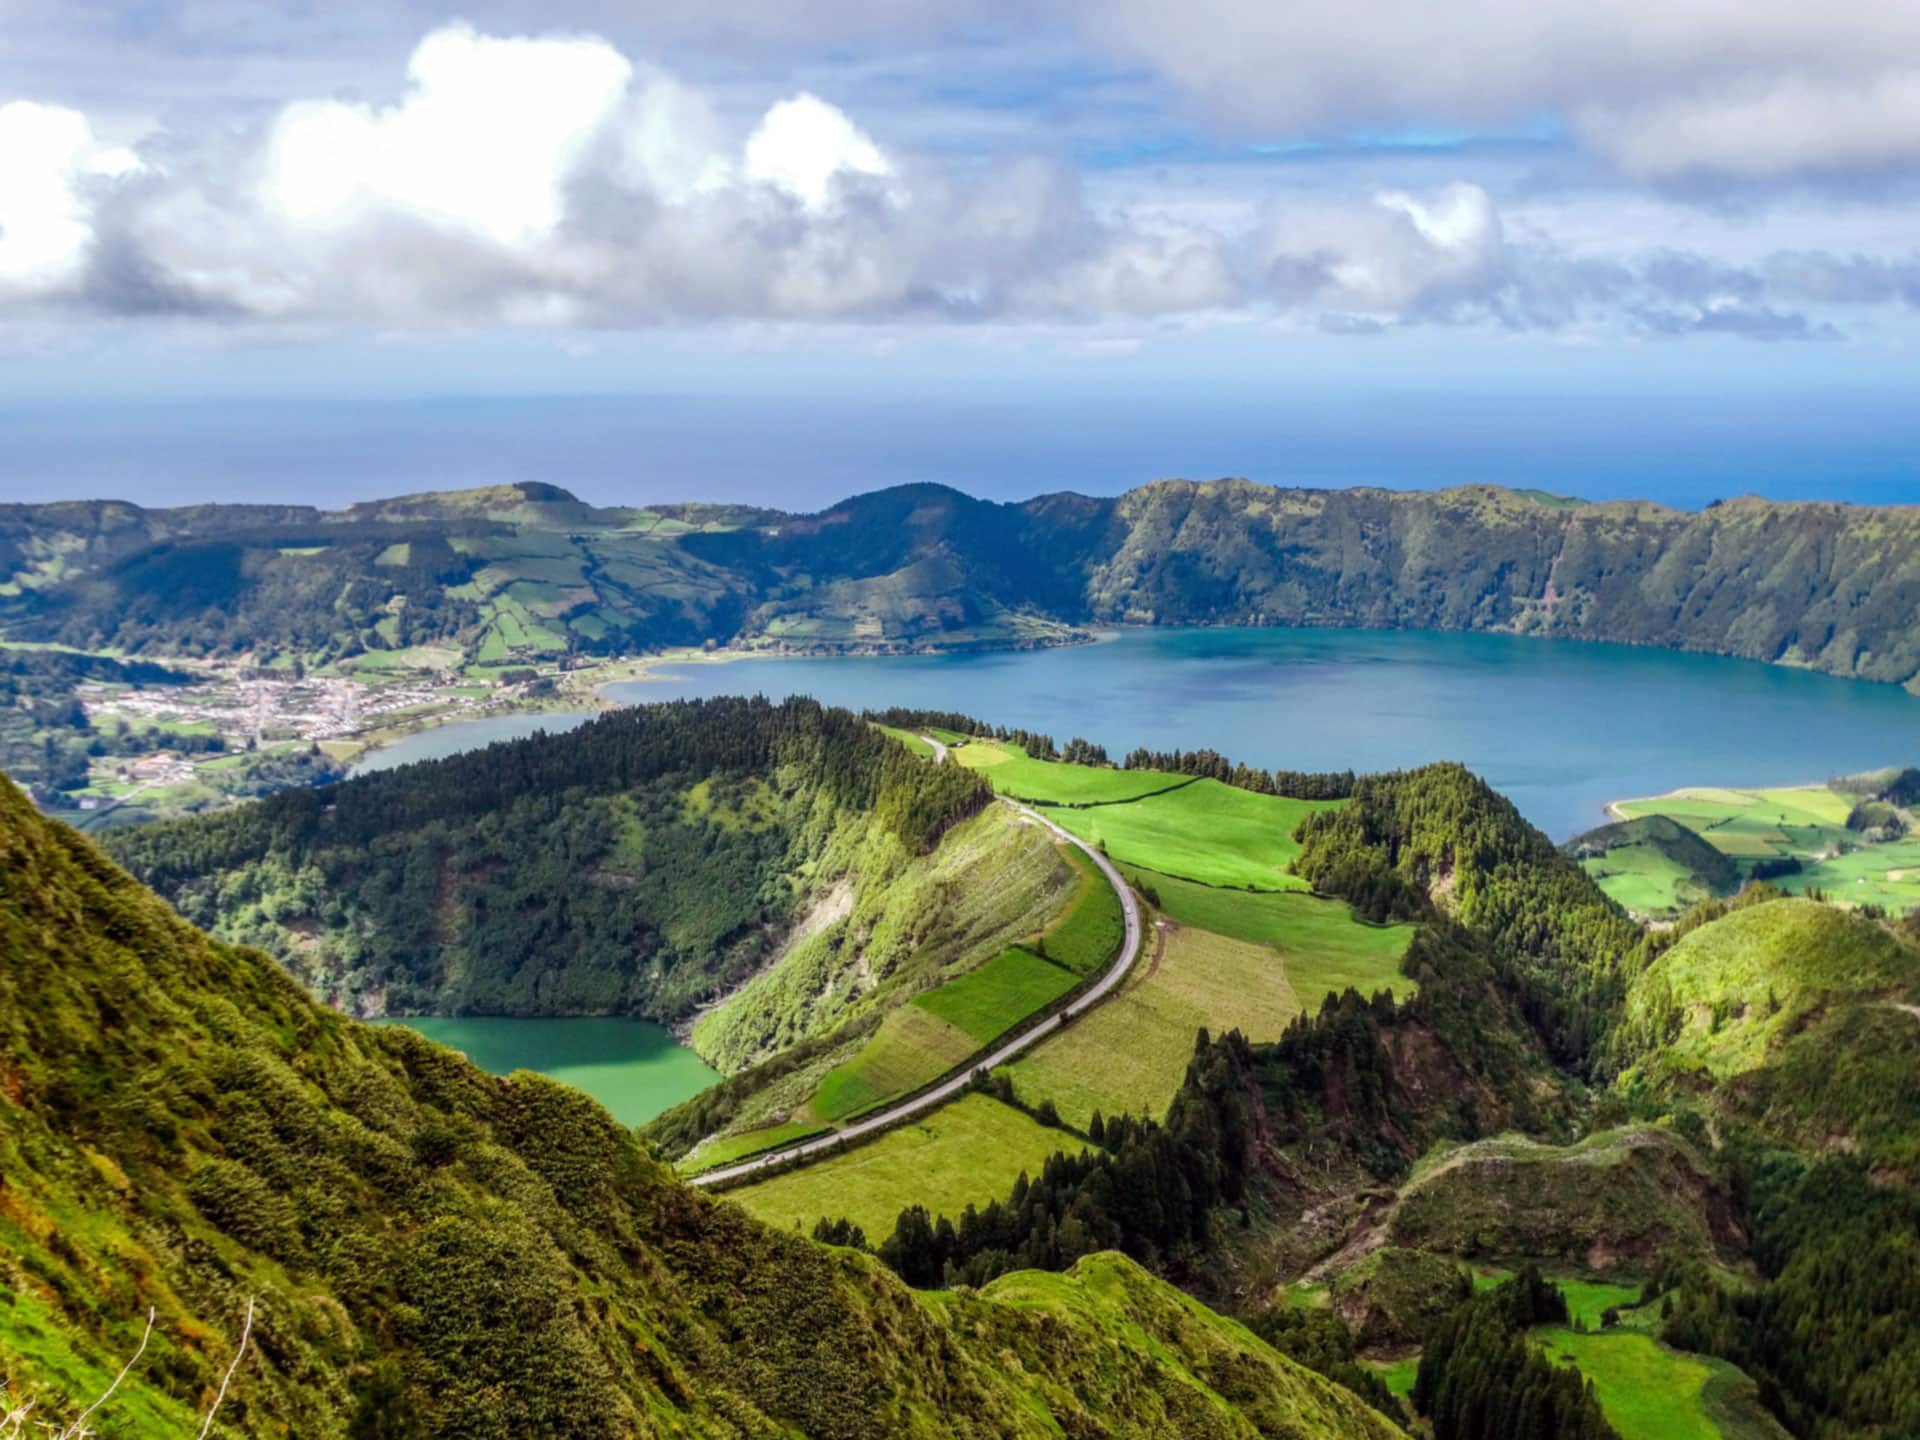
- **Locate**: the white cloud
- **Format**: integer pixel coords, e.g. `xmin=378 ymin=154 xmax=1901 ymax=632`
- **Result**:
xmin=0 ymin=100 xmax=138 ymax=298
xmin=4 ymin=18 xmax=1920 ymax=342
xmin=744 ymin=93 xmax=894 ymax=211
xmin=1082 ymin=0 xmax=1920 ymax=183
xmin=262 ymin=23 xmax=634 ymax=244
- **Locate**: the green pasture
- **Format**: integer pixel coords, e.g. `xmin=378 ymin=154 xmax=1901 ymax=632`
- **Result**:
xmin=912 ymin=946 xmax=1079 ymax=1045
xmin=726 ymin=1093 xmax=1082 ymax=1240
xmin=876 ymin=725 xmax=936 ymax=758
xmin=1002 ymin=924 xmax=1301 ymax=1128
xmin=1031 ymin=845 xmax=1125 ymax=974
xmin=1044 ymin=780 xmax=1336 ymax=891
xmin=810 ymin=1007 xmax=978 ymax=1122
xmin=1124 ymin=867 xmax=1415 ymax=1005
xmin=679 ymin=1121 xmax=830 ymax=1175
xmin=953 ymin=740 xmax=1190 ymax=805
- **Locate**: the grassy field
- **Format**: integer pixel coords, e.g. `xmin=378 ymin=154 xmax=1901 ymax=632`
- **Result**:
xmin=1126 ymin=868 xmax=1416 ymax=1005
xmin=876 ymin=724 xmax=936 ymax=758
xmin=1001 ymin=924 xmax=1302 ymax=1127
xmin=953 ymin=740 xmax=1190 ymax=805
xmin=1607 ymin=783 xmax=1920 ymax=912
xmin=1537 ymin=1330 xmax=1787 ymax=1440
xmin=725 ymin=1093 xmax=1083 ymax=1239
xmin=1031 ymin=844 xmax=1125 ymax=975
xmin=912 ymin=946 xmax=1081 ymax=1045
xmin=810 ymin=1006 xmax=979 ymax=1122
xmin=1045 ymin=780 xmax=1338 ymax=891
xmin=1580 ymin=841 xmax=1714 ymax=916
xmin=680 ymin=1121 xmax=830 ymax=1174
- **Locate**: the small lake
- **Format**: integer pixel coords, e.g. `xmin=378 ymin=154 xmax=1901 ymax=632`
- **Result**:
xmin=373 ymin=1016 xmax=718 ymax=1126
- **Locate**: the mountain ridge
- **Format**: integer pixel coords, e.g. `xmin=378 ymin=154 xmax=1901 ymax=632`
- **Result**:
xmin=10 ymin=476 xmax=1920 ymax=687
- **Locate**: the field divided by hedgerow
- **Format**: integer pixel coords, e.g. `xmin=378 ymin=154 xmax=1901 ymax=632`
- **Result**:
xmin=1128 ymin=867 xmax=1416 ymax=1005
xmin=954 ymin=740 xmax=1189 ymax=805
xmin=1043 ymin=780 xmax=1336 ymax=891
xmin=1001 ymin=925 xmax=1301 ymax=1128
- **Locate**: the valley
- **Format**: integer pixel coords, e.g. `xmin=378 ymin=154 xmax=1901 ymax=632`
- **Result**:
xmin=6 ymin=494 xmax=1920 ymax=1437
xmin=5 ymin=692 xmax=1919 ymax=1438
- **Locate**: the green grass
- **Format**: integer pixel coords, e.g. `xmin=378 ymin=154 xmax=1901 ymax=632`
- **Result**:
xmin=1581 ymin=843 xmax=1710 ymax=917
xmin=1364 ymin=1356 xmax=1419 ymax=1399
xmin=1044 ymin=781 xmax=1337 ymax=891
xmin=1031 ymin=845 xmax=1124 ymax=975
xmin=679 ymin=1121 xmax=830 ymax=1174
xmin=1535 ymin=1330 xmax=1786 ymax=1440
xmin=953 ymin=740 xmax=1189 ymax=805
xmin=1623 ymin=897 xmax=1916 ymax=1081
xmin=877 ymin=725 xmax=936 ymax=758
xmin=1003 ymin=925 xmax=1302 ymax=1127
xmin=912 ymin=947 xmax=1080 ymax=1045
xmin=1126 ymin=867 xmax=1416 ymax=1005
xmin=726 ymin=1093 xmax=1083 ymax=1239
xmin=1555 ymin=1277 xmax=1646 ymax=1329
xmin=811 ymin=1007 xmax=978 ymax=1122
xmin=1611 ymin=783 xmax=1920 ymax=913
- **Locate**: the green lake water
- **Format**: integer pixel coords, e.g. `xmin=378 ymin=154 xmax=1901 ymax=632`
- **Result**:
xmin=373 ymin=1016 xmax=719 ymax=1126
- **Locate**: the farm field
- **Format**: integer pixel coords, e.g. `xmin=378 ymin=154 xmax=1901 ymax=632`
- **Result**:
xmin=725 ymin=1093 xmax=1083 ymax=1239
xmin=1001 ymin=923 xmax=1302 ymax=1128
xmin=1579 ymin=841 xmax=1716 ymax=917
xmin=1537 ymin=1330 xmax=1787 ymax=1440
xmin=1031 ymin=844 xmax=1126 ymax=974
xmin=680 ymin=1120 xmax=830 ymax=1175
xmin=1604 ymin=783 xmax=1920 ymax=913
xmin=950 ymin=738 xmax=1187 ymax=804
xmin=913 ymin=946 xmax=1080 ymax=1045
xmin=809 ymin=1006 xmax=978 ymax=1122
xmin=1043 ymin=779 xmax=1338 ymax=891
xmin=1125 ymin=867 xmax=1416 ymax=1004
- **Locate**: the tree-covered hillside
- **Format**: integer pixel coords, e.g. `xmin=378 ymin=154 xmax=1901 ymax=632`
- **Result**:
xmin=0 ymin=772 xmax=1411 ymax=1439
xmin=13 ymin=478 xmax=1920 ymax=686
xmin=105 ymin=697 xmax=993 ymax=1022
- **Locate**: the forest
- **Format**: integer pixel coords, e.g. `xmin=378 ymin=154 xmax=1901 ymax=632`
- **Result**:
xmin=104 ymin=696 xmax=990 ymax=1018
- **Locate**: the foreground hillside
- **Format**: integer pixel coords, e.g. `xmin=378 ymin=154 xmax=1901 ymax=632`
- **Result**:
xmin=10 ymin=478 xmax=1920 ymax=688
xmin=0 ymin=773 xmax=1407 ymax=1439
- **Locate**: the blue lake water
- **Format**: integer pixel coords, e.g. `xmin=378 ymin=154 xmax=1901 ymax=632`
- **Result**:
xmin=601 ymin=627 xmax=1920 ymax=840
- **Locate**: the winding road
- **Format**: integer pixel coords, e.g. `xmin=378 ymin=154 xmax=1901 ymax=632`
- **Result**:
xmin=689 ymin=733 xmax=1143 ymax=1188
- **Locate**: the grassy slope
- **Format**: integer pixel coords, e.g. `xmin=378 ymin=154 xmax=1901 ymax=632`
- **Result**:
xmin=1387 ymin=1128 xmax=1731 ymax=1269
xmin=0 ymin=776 xmax=1403 ymax=1440
xmin=1622 ymin=897 xmax=1917 ymax=1082
xmin=1538 ymin=1331 xmax=1790 ymax=1440
xmin=1002 ymin=925 xmax=1302 ymax=1128
xmin=1127 ymin=868 xmax=1416 ymax=1004
xmin=953 ymin=740 xmax=1188 ymax=804
xmin=693 ymin=802 xmax=1074 ymax=1073
xmin=806 ymin=835 xmax=1126 ymax=1123
xmin=1612 ymin=785 xmax=1920 ymax=912
xmin=1045 ymin=780 xmax=1338 ymax=891
xmin=912 ymin=947 xmax=1080 ymax=1044
xmin=726 ymin=1094 xmax=1087 ymax=1240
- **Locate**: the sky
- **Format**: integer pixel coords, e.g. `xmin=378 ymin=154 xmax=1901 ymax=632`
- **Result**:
xmin=3 ymin=0 xmax=1920 ymax=510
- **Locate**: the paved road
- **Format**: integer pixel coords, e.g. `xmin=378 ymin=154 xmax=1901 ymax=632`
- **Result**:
xmin=689 ymin=746 xmax=1142 ymax=1188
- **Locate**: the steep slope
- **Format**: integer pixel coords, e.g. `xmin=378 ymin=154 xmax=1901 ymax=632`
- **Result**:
xmin=1615 ymin=894 xmax=1920 ymax=1171
xmin=1565 ymin=814 xmax=1740 ymax=919
xmin=0 ymin=774 xmax=1408 ymax=1439
xmin=15 ymin=479 xmax=1920 ymax=687
xmin=104 ymin=697 xmax=1002 ymax=1026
